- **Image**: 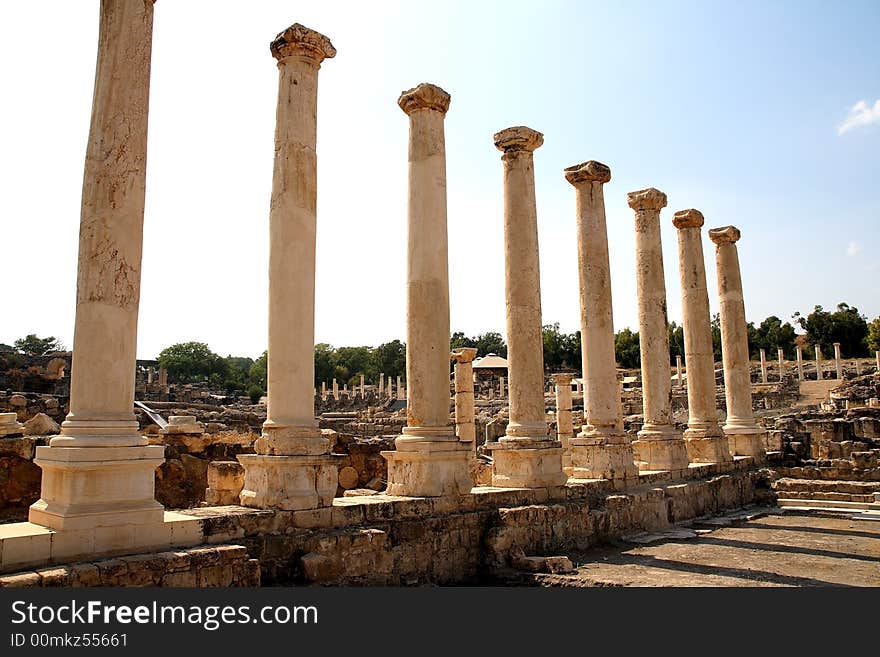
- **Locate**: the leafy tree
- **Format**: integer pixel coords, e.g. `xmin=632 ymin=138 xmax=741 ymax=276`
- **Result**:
xmin=314 ymin=343 xmax=336 ymax=386
xmin=474 ymin=332 xmax=507 ymax=358
xmin=450 ymin=332 xmax=477 ymax=351
xmin=14 ymin=334 xmax=65 ymax=356
xmin=157 ymin=342 xmax=225 ymax=383
xmin=614 ymin=328 xmax=641 ymax=369
xmin=248 ymin=351 xmax=267 ymax=390
xmin=373 ymin=340 xmax=406 ymax=380
xmin=667 ymin=322 xmax=685 ymax=364
xmin=222 ymin=355 xmax=255 ymax=393
xmin=710 ymin=314 xmax=723 ymax=362
xmin=333 ymin=346 xmax=374 ymax=385
xmin=867 ymin=317 xmax=880 ymax=353
xmin=542 ymin=323 xmax=581 ymax=371
xmin=247 ymin=384 xmax=263 ymax=405
xmin=794 ymin=303 xmax=869 ymax=358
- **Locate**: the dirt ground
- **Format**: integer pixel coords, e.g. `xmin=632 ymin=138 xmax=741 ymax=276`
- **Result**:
xmin=527 ymin=510 xmax=880 ymax=587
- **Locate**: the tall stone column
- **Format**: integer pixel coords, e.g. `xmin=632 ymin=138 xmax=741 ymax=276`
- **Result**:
xmin=396 ymin=375 xmax=404 ymax=400
xmin=487 ymin=127 xmax=565 ymax=488
xmin=778 ymin=348 xmax=785 ymax=382
xmin=238 ymin=24 xmax=339 ymax=511
xmin=796 ymin=346 xmax=805 ymax=381
xmin=815 ymin=345 xmax=823 ymax=380
xmin=629 ymin=189 xmax=690 ymax=472
xmin=499 ymin=376 xmax=506 ymax=399
xmin=551 ymin=373 xmax=574 ymax=470
xmin=676 ymin=355 xmax=684 ymax=388
xmin=673 ymin=209 xmax=732 ymax=464
xmin=564 ymin=161 xmax=636 ymax=481
xmin=387 ymin=377 xmax=393 ymax=399
xmin=382 ymin=83 xmax=471 ymax=497
xmin=834 ymin=343 xmax=842 ymax=379
xmin=452 ymin=348 xmax=477 ymax=444
xmin=759 ymin=349 xmax=768 ymax=384
xmin=321 ymin=381 xmax=326 ymax=400
xmin=379 ymin=373 xmax=385 ymax=398
xmin=708 ymin=226 xmax=765 ymax=461
xmin=30 ymin=0 xmax=166 ymax=531
xmin=332 ymin=378 xmax=339 ymax=400
xmin=360 ymin=374 xmax=365 ymax=398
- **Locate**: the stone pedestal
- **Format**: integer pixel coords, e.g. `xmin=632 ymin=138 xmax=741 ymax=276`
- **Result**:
xmin=628 ymin=188 xmax=689 ymax=472
xmin=205 ymin=461 xmax=245 ymax=506
xmin=0 ymin=413 xmax=24 ymax=437
xmin=564 ymin=160 xmax=637 ymax=481
xmin=673 ymin=209 xmax=732 ymax=464
xmin=160 ymin=415 xmax=205 ymax=436
xmin=487 ymin=126 xmax=565 ymax=488
xmin=383 ymin=83 xmax=472 ymax=497
xmin=709 ymin=226 xmax=765 ymax=462
xmin=238 ymin=24 xmax=340 ymax=510
xmin=29 ymin=0 xmax=166 ymax=532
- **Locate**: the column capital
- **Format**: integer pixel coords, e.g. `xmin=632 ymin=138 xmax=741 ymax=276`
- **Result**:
xmin=451 ymin=347 xmax=478 ymax=364
xmin=550 ymin=373 xmax=573 ymax=386
xmin=494 ymin=126 xmax=544 ymax=153
xmin=564 ymin=160 xmax=611 ymax=185
xmin=708 ymin=225 xmax=741 ymax=245
xmin=270 ymin=24 xmax=336 ymax=63
xmin=627 ymin=187 xmax=667 ymax=212
xmin=398 ymin=83 xmax=450 ymax=115
xmin=672 ymin=208 xmax=704 ymax=229
xmin=833 ymin=342 xmax=841 ymax=347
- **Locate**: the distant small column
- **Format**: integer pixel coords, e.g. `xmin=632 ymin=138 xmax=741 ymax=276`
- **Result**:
xmin=332 ymin=378 xmax=339 ymax=401
xmin=379 ymin=373 xmax=385 ymax=398
xmin=675 ymin=355 xmax=684 ymax=389
xmin=796 ymin=346 xmax=805 ymax=381
xmin=777 ymin=348 xmax=785 ymax=382
xmin=320 ymin=381 xmax=326 ymax=400
xmin=396 ymin=375 xmax=404 ymax=400
xmin=551 ymin=373 xmax=574 ymax=470
xmin=759 ymin=349 xmax=768 ymax=384
xmin=709 ymin=225 xmax=765 ymax=462
xmin=815 ymin=345 xmax=823 ymax=381
xmin=342 ymin=384 xmax=348 ymax=398
xmin=452 ymin=348 xmax=477 ymax=445
xmin=876 ymin=351 xmax=879 ymax=373
xmin=387 ymin=377 xmax=393 ymax=399
xmin=360 ymin=374 xmax=365 ymax=398
xmin=499 ymin=376 xmax=506 ymax=399
xmin=833 ymin=342 xmax=842 ymax=379
xmin=147 ymin=368 xmax=154 ymax=385
xmin=158 ymin=368 xmax=168 ymax=386
xmin=855 ymin=359 xmax=862 ymax=376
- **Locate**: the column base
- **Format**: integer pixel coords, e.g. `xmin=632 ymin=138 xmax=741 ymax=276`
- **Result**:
xmin=569 ymin=434 xmax=639 ymax=481
xmin=487 ymin=437 xmax=567 ymax=488
xmin=382 ymin=427 xmax=474 ymax=497
xmin=724 ymin=427 xmax=767 ymax=464
xmin=237 ymin=454 xmax=340 ymax=511
xmin=683 ymin=427 xmax=733 ymax=464
xmin=29 ymin=444 xmax=166 ymax=531
xmin=632 ymin=425 xmax=690 ymax=472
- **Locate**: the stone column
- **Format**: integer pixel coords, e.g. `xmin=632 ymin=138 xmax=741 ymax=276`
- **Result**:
xmin=360 ymin=374 xmax=365 ymax=398
xmin=452 ymin=348 xmax=477 ymax=444
xmin=708 ymin=226 xmax=765 ymax=461
xmin=796 ymin=346 xmax=805 ymax=381
xmin=379 ymin=373 xmax=385 ymax=398
xmin=321 ymin=381 xmax=326 ymax=400
xmin=876 ymin=351 xmax=879 ymax=373
xmin=564 ymin=161 xmax=636 ymax=481
xmin=30 ymin=0 xmax=166 ymax=531
xmin=487 ymin=126 xmax=565 ymax=488
xmin=387 ymin=377 xmax=393 ymax=399
xmin=382 ymin=83 xmax=471 ymax=497
xmin=834 ymin=343 xmax=842 ymax=379
xmin=856 ymin=359 xmax=861 ymax=376
xmin=815 ymin=345 xmax=823 ymax=380
xmin=673 ymin=209 xmax=731 ymax=463
xmin=332 ymin=378 xmax=339 ymax=401
xmin=676 ymin=355 xmax=684 ymax=388
xmin=396 ymin=375 xmax=404 ymax=400
xmin=499 ymin=376 xmax=506 ymax=399
xmin=158 ymin=367 xmax=167 ymax=386
xmin=759 ymin=349 xmax=768 ymax=384
xmin=147 ymin=368 xmax=154 ymax=385
xmin=237 ymin=24 xmax=339 ymax=511
xmin=778 ymin=348 xmax=785 ymax=382
xmin=629 ymin=188 xmax=690 ymax=472
xmin=551 ymin=373 xmax=574 ymax=470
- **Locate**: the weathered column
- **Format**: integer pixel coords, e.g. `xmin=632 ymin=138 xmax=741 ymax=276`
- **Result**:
xmin=551 ymin=373 xmax=574 ymax=470
xmin=796 ymin=346 xmax=805 ymax=381
xmin=332 ymin=378 xmax=339 ymax=400
xmin=759 ymin=348 xmax=768 ymax=383
xmin=487 ymin=126 xmax=565 ymax=488
xmin=856 ymin=359 xmax=862 ymax=376
xmin=387 ymin=377 xmax=393 ymax=399
xmin=360 ymin=374 xmax=365 ymax=398
xmin=673 ymin=209 xmax=731 ymax=464
xmin=564 ymin=161 xmax=637 ymax=481
xmin=452 ymin=348 xmax=477 ymax=445
xmin=237 ymin=24 xmax=339 ymax=510
xmin=147 ymin=368 xmax=154 ymax=385
xmin=876 ymin=350 xmax=879 ymax=372
xmin=320 ymin=381 xmax=326 ymax=400
xmin=778 ymin=348 xmax=785 ymax=382
xmin=815 ymin=345 xmax=823 ymax=380
xmin=158 ymin=367 xmax=167 ymax=386
xmin=379 ymin=373 xmax=385 ymax=398
xmin=676 ymin=355 xmax=684 ymax=388
xmin=499 ymin=376 xmax=506 ymax=399
xmin=396 ymin=375 xmax=404 ymax=400
xmin=30 ymin=0 xmax=166 ymax=531
xmin=382 ymin=83 xmax=471 ymax=496
xmin=629 ymin=189 xmax=690 ymax=472
xmin=834 ymin=342 xmax=842 ymax=379
xmin=709 ymin=226 xmax=766 ymax=461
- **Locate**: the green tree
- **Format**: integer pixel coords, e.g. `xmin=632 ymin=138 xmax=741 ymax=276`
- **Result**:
xmin=333 ymin=346 xmax=374 ymax=385
xmin=667 ymin=322 xmax=685 ymax=364
xmin=14 ymin=334 xmax=65 ymax=356
xmin=157 ymin=342 xmax=225 ymax=383
xmin=867 ymin=317 xmax=880 ymax=352
xmin=751 ymin=315 xmax=797 ymax=359
xmin=314 ymin=343 xmax=336 ymax=386
xmin=710 ymin=314 xmax=723 ymax=362
xmin=373 ymin=340 xmax=406 ymax=381
xmin=248 ymin=351 xmax=267 ymax=390
xmin=474 ymin=332 xmax=507 ymax=358
xmin=794 ymin=303 xmax=869 ymax=358
xmin=542 ymin=323 xmax=581 ymax=371
xmin=450 ymin=332 xmax=477 ymax=351
xmin=222 ymin=355 xmax=255 ymax=393
xmin=615 ymin=328 xmax=641 ymax=369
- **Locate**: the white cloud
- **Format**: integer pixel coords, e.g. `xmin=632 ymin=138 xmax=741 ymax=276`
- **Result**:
xmin=837 ymin=99 xmax=880 ymax=135
xmin=847 ymin=241 xmax=862 ymax=256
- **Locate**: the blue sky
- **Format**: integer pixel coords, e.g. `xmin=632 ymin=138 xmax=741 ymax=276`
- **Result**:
xmin=1 ymin=1 xmax=878 ymax=359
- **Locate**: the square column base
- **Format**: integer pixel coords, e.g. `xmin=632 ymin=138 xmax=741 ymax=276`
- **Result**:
xmin=29 ymin=444 xmax=166 ymax=531
xmin=487 ymin=438 xmax=567 ymax=488
xmin=632 ymin=427 xmax=690 ymax=472
xmin=381 ymin=443 xmax=473 ymax=497
xmin=684 ymin=430 xmax=734 ymax=464
xmin=569 ymin=437 xmax=639 ymax=481
xmin=237 ymin=454 xmax=340 ymax=511
xmin=726 ymin=430 xmax=767 ymax=464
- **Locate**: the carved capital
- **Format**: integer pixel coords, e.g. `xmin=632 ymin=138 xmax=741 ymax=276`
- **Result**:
xmin=398 ymin=83 xmax=451 ymax=115
xmin=627 ymin=188 xmax=667 ymax=212
xmin=494 ymin=126 xmax=544 ymax=153
xmin=708 ymin=225 xmax=741 ymax=245
xmin=564 ymin=160 xmax=611 ymax=185
xmin=451 ymin=347 xmax=478 ymax=364
xmin=270 ymin=24 xmax=336 ymax=63
xmin=551 ymin=373 xmax=573 ymax=386
xmin=672 ymin=208 xmax=704 ymax=229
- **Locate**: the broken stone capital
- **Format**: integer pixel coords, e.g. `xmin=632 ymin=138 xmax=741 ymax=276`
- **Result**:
xmin=270 ymin=24 xmax=336 ymax=63
xmin=563 ymin=160 xmax=611 ymax=185
xmin=708 ymin=225 xmax=741 ymax=245
xmin=451 ymin=347 xmax=478 ymax=364
xmin=398 ymin=83 xmax=451 ymax=115
xmin=493 ymin=126 xmax=544 ymax=154
xmin=627 ymin=187 xmax=667 ymax=212
xmin=672 ymin=208 xmax=705 ymax=229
